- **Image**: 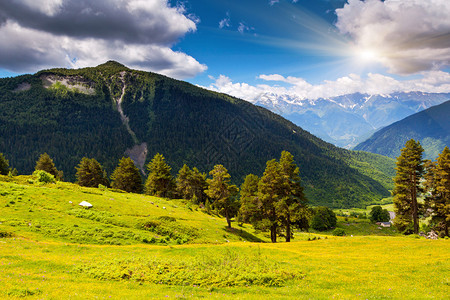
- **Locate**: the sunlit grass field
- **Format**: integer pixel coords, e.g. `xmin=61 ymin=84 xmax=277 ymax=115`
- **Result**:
xmin=1 ymin=176 xmax=449 ymax=299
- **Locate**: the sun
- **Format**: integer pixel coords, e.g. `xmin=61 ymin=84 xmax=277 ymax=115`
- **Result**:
xmin=353 ymin=46 xmax=380 ymax=64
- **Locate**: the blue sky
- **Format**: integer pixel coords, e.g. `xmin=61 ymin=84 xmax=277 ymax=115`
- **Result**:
xmin=1 ymin=0 xmax=449 ymax=100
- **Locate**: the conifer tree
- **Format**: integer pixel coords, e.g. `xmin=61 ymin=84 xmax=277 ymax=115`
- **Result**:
xmin=176 ymin=164 xmax=192 ymax=199
xmin=239 ymin=174 xmax=261 ymax=224
xmin=111 ymin=157 xmax=142 ymax=193
xmin=205 ymin=165 xmax=239 ymax=228
xmin=258 ymin=159 xmax=283 ymax=243
xmin=425 ymin=147 xmax=450 ymax=236
xmin=189 ymin=167 xmax=208 ymax=202
xmin=0 ymin=153 xmax=9 ymax=175
xmin=35 ymin=153 xmax=61 ymax=180
xmin=75 ymin=157 xmax=109 ymax=188
xmin=392 ymin=139 xmax=424 ymax=234
xmin=277 ymin=151 xmax=308 ymax=242
xmin=176 ymin=165 xmax=207 ymax=201
xmin=145 ymin=153 xmax=175 ymax=198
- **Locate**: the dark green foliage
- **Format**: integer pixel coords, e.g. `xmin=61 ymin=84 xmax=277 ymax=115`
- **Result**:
xmin=111 ymin=157 xmax=142 ymax=193
xmin=355 ymin=100 xmax=450 ymax=160
xmin=0 ymin=153 xmax=9 ymax=175
xmin=249 ymin=152 xmax=309 ymax=242
xmin=369 ymin=206 xmax=390 ymax=223
xmin=0 ymin=62 xmax=392 ymax=207
xmin=239 ymin=174 xmax=260 ymax=224
xmin=205 ymin=165 xmax=239 ymax=228
xmin=332 ymin=228 xmax=346 ymax=236
xmin=35 ymin=153 xmax=60 ymax=179
xmin=393 ymin=139 xmax=424 ymax=234
xmin=276 ymin=151 xmax=308 ymax=242
xmin=310 ymin=206 xmax=337 ymax=231
xmin=75 ymin=157 xmax=109 ymax=188
xmin=144 ymin=153 xmax=175 ymax=197
xmin=424 ymin=147 xmax=450 ymax=236
xmin=176 ymin=164 xmax=207 ymax=202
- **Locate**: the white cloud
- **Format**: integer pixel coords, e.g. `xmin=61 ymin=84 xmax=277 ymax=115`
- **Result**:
xmin=0 ymin=0 xmax=206 ymax=78
xmin=269 ymin=0 xmax=280 ymax=6
xmin=206 ymin=71 xmax=450 ymax=102
xmin=336 ymin=0 xmax=450 ymax=74
xmin=238 ymin=22 xmax=249 ymax=34
xmin=219 ymin=13 xmax=231 ymax=29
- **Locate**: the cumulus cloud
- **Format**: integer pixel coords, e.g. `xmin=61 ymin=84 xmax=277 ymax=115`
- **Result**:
xmin=0 ymin=0 xmax=206 ymax=78
xmin=206 ymin=71 xmax=450 ymax=102
xmin=336 ymin=0 xmax=450 ymax=74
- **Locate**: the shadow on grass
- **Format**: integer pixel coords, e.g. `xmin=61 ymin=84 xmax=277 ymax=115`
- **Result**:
xmin=223 ymin=226 xmax=264 ymax=242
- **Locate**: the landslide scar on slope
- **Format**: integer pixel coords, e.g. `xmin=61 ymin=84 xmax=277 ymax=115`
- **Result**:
xmin=110 ymin=71 xmax=148 ymax=175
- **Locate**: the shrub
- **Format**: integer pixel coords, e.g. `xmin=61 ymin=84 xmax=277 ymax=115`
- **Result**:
xmin=33 ymin=170 xmax=56 ymax=184
xmin=76 ymin=250 xmax=303 ymax=287
xmin=310 ymin=206 xmax=337 ymax=231
xmin=332 ymin=228 xmax=346 ymax=236
xmin=369 ymin=206 xmax=390 ymax=222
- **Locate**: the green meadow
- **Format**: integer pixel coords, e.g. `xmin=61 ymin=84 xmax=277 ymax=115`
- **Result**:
xmin=1 ymin=176 xmax=449 ymax=299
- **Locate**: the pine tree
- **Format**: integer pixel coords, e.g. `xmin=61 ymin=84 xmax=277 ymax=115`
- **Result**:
xmin=425 ymin=147 xmax=450 ymax=236
xmin=0 ymin=153 xmax=9 ymax=175
xmin=392 ymin=139 xmax=424 ymax=234
xmin=145 ymin=153 xmax=175 ymax=198
xmin=239 ymin=174 xmax=260 ymax=224
xmin=35 ymin=153 xmax=61 ymax=180
xmin=111 ymin=157 xmax=142 ymax=193
xmin=205 ymin=165 xmax=239 ymax=228
xmin=175 ymin=165 xmax=207 ymax=201
xmin=176 ymin=164 xmax=192 ymax=199
xmin=189 ymin=167 xmax=207 ymax=202
xmin=255 ymin=152 xmax=308 ymax=242
xmin=75 ymin=157 xmax=109 ymax=188
xmin=258 ymin=159 xmax=283 ymax=243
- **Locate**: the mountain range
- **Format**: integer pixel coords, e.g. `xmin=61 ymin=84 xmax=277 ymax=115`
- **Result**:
xmin=0 ymin=61 xmax=395 ymax=208
xmin=252 ymin=92 xmax=450 ymax=149
xmin=354 ymin=100 xmax=450 ymax=159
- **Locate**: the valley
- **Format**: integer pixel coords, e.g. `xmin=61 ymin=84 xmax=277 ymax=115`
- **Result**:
xmin=1 ymin=176 xmax=449 ymax=299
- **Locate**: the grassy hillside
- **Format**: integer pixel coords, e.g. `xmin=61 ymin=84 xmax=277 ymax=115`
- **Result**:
xmin=0 ymin=176 xmax=265 ymax=245
xmin=355 ymin=100 xmax=450 ymax=159
xmin=0 ymin=61 xmax=394 ymax=208
xmin=1 ymin=176 xmax=449 ymax=299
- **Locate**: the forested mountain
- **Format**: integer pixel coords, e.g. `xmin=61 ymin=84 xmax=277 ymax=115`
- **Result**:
xmin=0 ymin=61 xmax=394 ymax=208
xmin=354 ymin=100 xmax=450 ymax=160
xmin=253 ymin=92 xmax=450 ymax=149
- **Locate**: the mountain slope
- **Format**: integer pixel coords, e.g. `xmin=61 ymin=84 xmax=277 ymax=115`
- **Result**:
xmin=253 ymin=92 xmax=450 ymax=148
xmin=0 ymin=61 xmax=394 ymax=208
xmin=354 ymin=100 xmax=450 ymax=159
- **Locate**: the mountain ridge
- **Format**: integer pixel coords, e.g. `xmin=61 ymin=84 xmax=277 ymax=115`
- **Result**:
xmin=354 ymin=100 xmax=450 ymax=159
xmin=0 ymin=61 xmax=394 ymax=208
xmin=251 ymin=91 xmax=450 ymax=148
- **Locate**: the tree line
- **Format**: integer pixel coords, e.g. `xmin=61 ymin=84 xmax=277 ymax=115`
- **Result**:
xmin=3 ymin=150 xmax=339 ymax=242
xmin=393 ymin=140 xmax=450 ymax=237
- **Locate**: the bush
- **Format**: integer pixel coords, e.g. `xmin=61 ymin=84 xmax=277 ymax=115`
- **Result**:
xmin=310 ymin=206 xmax=337 ymax=231
xmin=33 ymin=170 xmax=56 ymax=184
xmin=332 ymin=228 xmax=346 ymax=236
xmin=369 ymin=206 xmax=390 ymax=222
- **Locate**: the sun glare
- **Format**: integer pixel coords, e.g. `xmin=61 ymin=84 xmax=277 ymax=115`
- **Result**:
xmin=355 ymin=47 xmax=379 ymax=63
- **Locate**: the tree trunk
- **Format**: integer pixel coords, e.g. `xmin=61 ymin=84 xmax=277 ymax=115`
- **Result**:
xmin=271 ymin=223 xmax=277 ymax=243
xmin=412 ymin=172 xmax=419 ymax=234
xmin=285 ymin=220 xmax=291 ymax=242
xmin=226 ymin=210 xmax=231 ymax=229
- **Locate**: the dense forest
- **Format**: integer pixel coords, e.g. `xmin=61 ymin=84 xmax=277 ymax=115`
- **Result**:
xmin=0 ymin=61 xmax=395 ymax=208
